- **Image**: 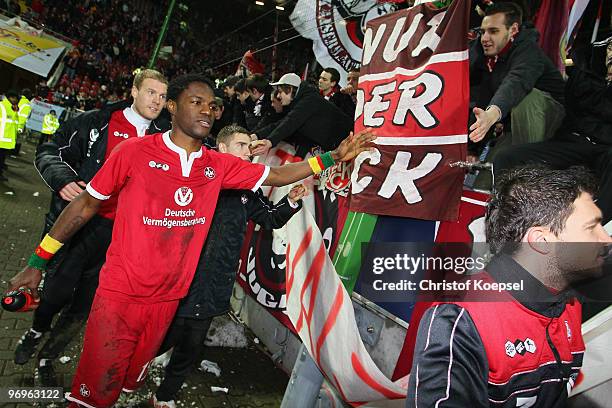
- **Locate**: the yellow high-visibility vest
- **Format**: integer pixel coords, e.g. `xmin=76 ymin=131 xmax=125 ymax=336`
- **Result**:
xmin=42 ymin=113 xmax=59 ymax=135
xmin=0 ymin=98 xmax=18 ymax=150
xmin=17 ymin=96 xmax=31 ymax=132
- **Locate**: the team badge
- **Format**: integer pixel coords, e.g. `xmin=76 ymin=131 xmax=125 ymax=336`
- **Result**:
xmin=174 ymin=187 xmax=194 ymax=207
xmin=204 ymin=166 xmax=216 ymax=179
xmin=79 ymin=384 xmax=91 ymax=398
xmin=506 ymin=338 xmax=536 ymax=358
xmin=241 ymin=194 xmax=249 ymax=204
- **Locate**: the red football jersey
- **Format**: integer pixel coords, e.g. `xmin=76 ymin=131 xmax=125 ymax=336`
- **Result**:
xmin=86 ymin=131 xmax=269 ymax=303
xmin=97 ymin=109 xmax=141 ymax=220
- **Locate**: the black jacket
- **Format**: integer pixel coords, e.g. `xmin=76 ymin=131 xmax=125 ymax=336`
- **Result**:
xmin=35 ymin=100 xmax=171 ymax=229
xmin=177 ymin=189 xmax=301 ymax=319
xmin=229 ymin=97 xmax=248 ymax=129
xmin=470 ymin=26 xmax=565 ymax=120
xmin=256 ymin=81 xmax=353 ymax=156
xmin=555 ymin=65 xmax=612 ymax=145
xmin=329 ymin=91 xmax=356 ymax=119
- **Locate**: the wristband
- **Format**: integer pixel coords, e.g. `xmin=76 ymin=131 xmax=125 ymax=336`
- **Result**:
xmin=308 ymin=152 xmax=336 ymax=175
xmin=40 ymin=234 xmax=63 ymax=254
xmin=308 ymin=157 xmax=323 ymax=174
xmin=28 ymin=234 xmax=64 ymax=270
xmin=28 ymin=253 xmax=48 ymax=270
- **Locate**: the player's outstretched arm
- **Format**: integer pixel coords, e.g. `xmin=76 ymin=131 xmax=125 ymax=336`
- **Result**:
xmin=262 ymin=128 xmax=376 ymax=187
xmin=7 ymin=192 xmax=102 ymax=299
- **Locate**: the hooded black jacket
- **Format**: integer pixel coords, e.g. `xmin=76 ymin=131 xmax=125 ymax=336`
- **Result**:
xmin=470 ymin=26 xmax=565 ymax=120
xmin=35 ymin=101 xmax=171 ymax=230
xmin=256 ymin=81 xmax=353 ymax=156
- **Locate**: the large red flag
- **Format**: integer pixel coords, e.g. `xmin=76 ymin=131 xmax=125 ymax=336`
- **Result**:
xmin=350 ymin=0 xmax=470 ymax=221
xmin=235 ymin=50 xmax=265 ymax=77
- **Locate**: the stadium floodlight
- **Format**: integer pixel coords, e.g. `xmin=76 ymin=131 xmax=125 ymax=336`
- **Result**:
xmin=255 ymin=1 xmax=264 ymax=5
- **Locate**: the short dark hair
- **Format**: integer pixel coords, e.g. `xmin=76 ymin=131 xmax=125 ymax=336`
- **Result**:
xmin=223 ymin=75 xmax=240 ymax=89
xmin=50 ymin=110 xmax=56 ymax=115
xmin=217 ymin=124 xmax=249 ymax=147
xmin=322 ymin=67 xmax=340 ymax=84
xmin=21 ymin=88 xmax=32 ymax=99
xmin=246 ymin=74 xmax=268 ymax=93
xmin=5 ymin=89 xmax=18 ymax=99
xmin=167 ymin=73 xmax=214 ymax=102
xmin=234 ymin=78 xmax=247 ymax=93
xmin=279 ymin=84 xmax=298 ymax=97
xmin=486 ymin=165 xmax=598 ymax=254
xmin=485 ymin=2 xmax=523 ymax=28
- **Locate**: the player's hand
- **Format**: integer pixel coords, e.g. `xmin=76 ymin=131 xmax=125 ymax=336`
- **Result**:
xmin=469 ymin=107 xmax=499 ymax=143
xmin=250 ymin=139 xmax=272 ymax=156
xmin=58 ymin=180 xmax=87 ymax=201
xmin=7 ymin=267 xmax=43 ymax=303
xmin=331 ymin=128 xmax=376 ymax=162
xmin=288 ymin=184 xmax=307 ymax=204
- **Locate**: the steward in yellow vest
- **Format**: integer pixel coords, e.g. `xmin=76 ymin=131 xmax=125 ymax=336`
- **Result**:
xmin=0 ymin=90 xmax=19 ymax=180
xmin=42 ymin=110 xmax=60 ymax=135
xmin=17 ymin=90 xmax=32 ymax=133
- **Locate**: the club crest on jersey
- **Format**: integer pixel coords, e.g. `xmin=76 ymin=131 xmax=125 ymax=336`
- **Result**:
xmin=174 ymin=187 xmax=193 ymax=207
xmin=204 ymin=166 xmax=216 ymax=179
xmin=241 ymin=194 xmax=249 ymax=204
xmin=148 ymin=160 xmax=169 ymax=171
xmin=79 ymin=384 xmax=91 ymax=397
xmin=506 ymin=338 xmax=536 ymax=357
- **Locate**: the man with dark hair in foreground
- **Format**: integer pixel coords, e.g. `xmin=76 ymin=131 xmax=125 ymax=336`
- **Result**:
xmin=152 ymin=124 xmax=305 ymax=408
xmin=7 ymin=73 xmax=375 ymax=408
xmin=407 ymin=166 xmax=611 ymax=407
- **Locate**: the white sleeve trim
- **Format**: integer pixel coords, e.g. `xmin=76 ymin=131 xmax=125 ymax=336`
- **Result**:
xmin=65 ymin=393 xmax=97 ymax=408
xmin=288 ymin=199 xmax=299 ymax=209
xmin=86 ymin=183 xmax=111 ymax=200
xmin=251 ymin=165 xmax=270 ymax=192
xmin=434 ymin=307 xmax=465 ymax=408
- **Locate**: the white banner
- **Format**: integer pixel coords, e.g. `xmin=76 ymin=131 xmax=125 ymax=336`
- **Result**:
xmin=27 ymin=99 xmax=65 ymax=132
xmin=290 ymin=0 xmax=398 ymax=86
xmin=285 ymin=209 xmax=408 ymax=406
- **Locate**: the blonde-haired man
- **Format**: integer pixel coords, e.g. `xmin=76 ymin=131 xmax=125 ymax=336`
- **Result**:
xmin=13 ymin=68 xmax=171 ymax=387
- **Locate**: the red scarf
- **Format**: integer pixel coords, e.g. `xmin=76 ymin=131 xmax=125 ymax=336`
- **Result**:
xmin=485 ymin=35 xmax=515 ymax=73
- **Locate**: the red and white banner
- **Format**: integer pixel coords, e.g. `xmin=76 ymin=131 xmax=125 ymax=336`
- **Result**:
xmin=290 ymin=0 xmax=399 ymax=86
xmin=237 ymin=143 xmax=350 ymax=330
xmin=286 ymin=209 xmax=408 ymax=406
xmin=235 ymin=50 xmax=265 ymax=77
xmin=350 ymin=0 xmax=470 ymax=221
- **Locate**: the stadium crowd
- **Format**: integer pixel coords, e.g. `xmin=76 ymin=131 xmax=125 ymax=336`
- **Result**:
xmin=5 ymin=0 xmax=311 ymax=110
xmin=1 ymin=0 xmax=612 ymax=407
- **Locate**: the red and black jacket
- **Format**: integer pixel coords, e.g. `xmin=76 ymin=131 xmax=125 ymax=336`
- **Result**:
xmin=406 ymin=254 xmax=584 ymax=407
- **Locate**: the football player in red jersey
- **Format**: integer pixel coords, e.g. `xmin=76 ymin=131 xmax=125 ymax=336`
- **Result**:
xmin=8 ymin=73 xmax=375 ymax=408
